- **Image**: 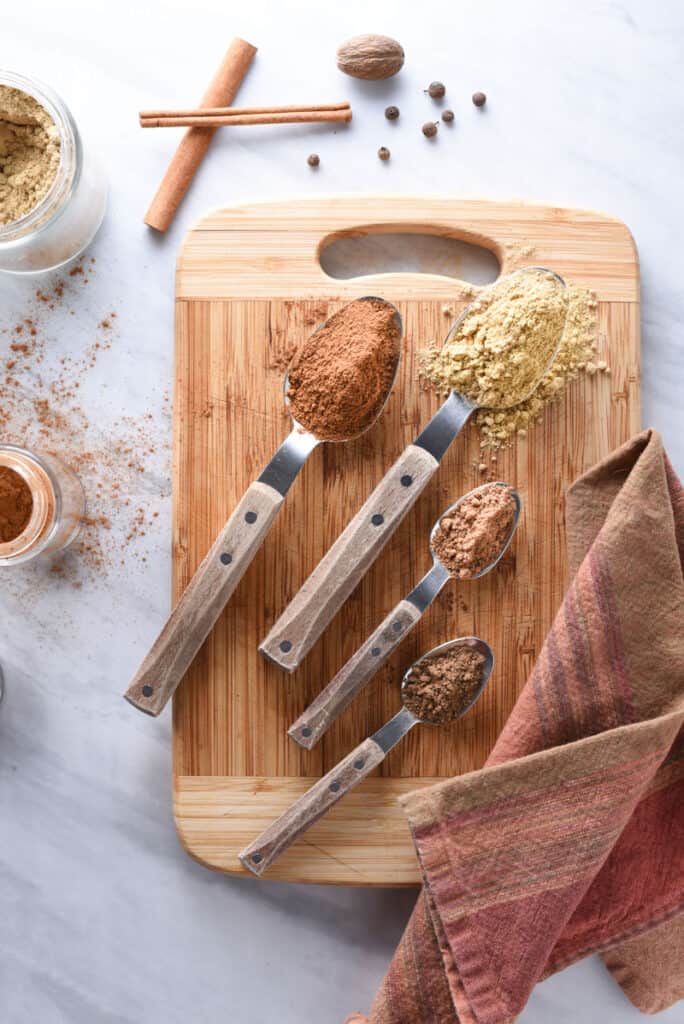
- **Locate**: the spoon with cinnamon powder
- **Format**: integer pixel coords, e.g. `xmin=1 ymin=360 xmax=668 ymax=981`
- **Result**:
xmin=124 ymin=297 xmax=402 ymax=717
xmin=288 ymin=481 xmax=519 ymax=749
xmin=240 ymin=635 xmax=493 ymax=876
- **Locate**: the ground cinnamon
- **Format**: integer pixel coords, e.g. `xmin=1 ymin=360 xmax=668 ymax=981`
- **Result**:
xmin=403 ymin=646 xmax=486 ymax=724
xmin=0 ymin=466 xmax=33 ymax=542
xmin=286 ymin=298 xmax=401 ymax=441
xmin=433 ymin=483 xmax=517 ymax=578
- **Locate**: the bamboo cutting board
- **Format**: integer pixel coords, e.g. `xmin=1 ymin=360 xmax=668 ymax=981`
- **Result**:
xmin=172 ymin=196 xmax=640 ymax=884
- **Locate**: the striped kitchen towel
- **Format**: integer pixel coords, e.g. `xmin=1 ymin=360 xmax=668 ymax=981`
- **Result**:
xmin=350 ymin=428 xmax=684 ymax=1023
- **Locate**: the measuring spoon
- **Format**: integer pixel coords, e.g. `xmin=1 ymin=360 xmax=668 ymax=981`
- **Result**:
xmin=240 ymin=636 xmax=494 ymax=876
xmin=260 ymin=268 xmax=565 ymax=672
xmin=289 ymin=482 xmax=520 ymax=749
xmin=124 ymin=297 xmax=402 ymax=716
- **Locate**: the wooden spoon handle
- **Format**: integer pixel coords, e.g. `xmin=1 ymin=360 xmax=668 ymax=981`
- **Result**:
xmin=259 ymin=444 xmax=438 ymax=671
xmin=289 ymin=599 xmax=423 ymax=749
xmin=239 ymin=737 xmax=386 ymax=876
xmin=124 ymin=481 xmax=283 ymax=716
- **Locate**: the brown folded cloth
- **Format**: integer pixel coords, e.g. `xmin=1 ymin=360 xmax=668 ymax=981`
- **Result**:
xmin=350 ymin=429 xmax=684 ymax=1023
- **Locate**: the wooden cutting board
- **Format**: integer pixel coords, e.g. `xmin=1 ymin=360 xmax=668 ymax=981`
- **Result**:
xmin=172 ymin=196 xmax=639 ymax=884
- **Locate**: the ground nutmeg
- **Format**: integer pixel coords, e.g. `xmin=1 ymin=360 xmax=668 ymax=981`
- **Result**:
xmin=433 ymin=483 xmax=517 ymax=578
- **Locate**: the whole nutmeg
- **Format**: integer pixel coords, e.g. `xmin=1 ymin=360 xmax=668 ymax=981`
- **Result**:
xmin=336 ymin=34 xmax=405 ymax=80
xmin=422 ymin=121 xmax=438 ymax=138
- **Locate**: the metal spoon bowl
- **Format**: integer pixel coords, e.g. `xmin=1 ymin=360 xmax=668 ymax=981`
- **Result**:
xmin=260 ymin=296 xmax=402 ymax=493
xmin=400 ymin=635 xmax=494 ymax=725
xmin=441 ymin=266 xmax=568 ymax=411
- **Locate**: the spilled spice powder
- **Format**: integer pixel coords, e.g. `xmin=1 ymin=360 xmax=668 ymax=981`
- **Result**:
xmin=403 ymin=645 xmax=486 ymax=724
xmin=286 ymin=297 xmax=401 ymax=440
xmin=433 ymin=483 xmax=517 ymax=578
xmin=0 ymin=466 xmax=33 ymax=542
xmin=0 ymin=265 xmax=169 ymax=588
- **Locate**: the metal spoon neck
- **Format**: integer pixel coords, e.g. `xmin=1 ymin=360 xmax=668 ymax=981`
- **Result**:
xmin=371 ymin=706 xmax=417 ymax=754
xmin=407 ymin=559 xmax=451 ymax=613
xmin=258 ymin=426 xmax=318 ymax=497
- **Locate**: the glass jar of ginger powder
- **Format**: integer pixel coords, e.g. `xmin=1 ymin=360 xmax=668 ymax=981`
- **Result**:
xmin=0 ymin=445 xmax=85 ymax=565
xmin=0 ymin=71 xmax=107 ymax=274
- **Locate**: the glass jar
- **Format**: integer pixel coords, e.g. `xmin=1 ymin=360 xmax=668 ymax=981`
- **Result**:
xmin=0 ymin=70 xmax=107 ymax=275
xmin=0 ymin=444 xmax=85 ymax=565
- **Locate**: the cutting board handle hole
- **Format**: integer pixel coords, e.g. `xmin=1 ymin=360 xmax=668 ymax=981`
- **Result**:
xmin=319 ymin=232 xmax=500 ymax=285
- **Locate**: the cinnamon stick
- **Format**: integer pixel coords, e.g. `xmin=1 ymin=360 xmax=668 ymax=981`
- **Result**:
xmin=140 ymin=102 xmax=351 ymax=119
xmin=141 ymin=109 xmax=352 ymax=128
xmin=144 ymin=37 xmax=257 ymax=233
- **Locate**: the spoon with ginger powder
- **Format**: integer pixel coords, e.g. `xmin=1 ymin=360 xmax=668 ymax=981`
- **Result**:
xmin=288 ymin=481 xmax=520 ymax=749
xmin=260 ymin=267 xmax=566 ymax=673
xmin=240 ymin=636 xmax=494 ymax=877
xmin=124 ymin=297 xmax=402 ymax=717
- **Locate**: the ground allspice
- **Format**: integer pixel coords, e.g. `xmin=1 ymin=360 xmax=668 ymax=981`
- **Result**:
xmin=0 ymin=466 xmax=33 ymax=542
xmin=286 ymin=298 xmax=401 ymax=441
xmin=403 ymin=646 xmax=486 ymax=724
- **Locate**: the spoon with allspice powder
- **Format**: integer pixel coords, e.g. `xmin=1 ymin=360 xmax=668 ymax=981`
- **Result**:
xmin=124 ymin=297 xmax=402 ymax=716
xmin=240 ymin=636 xmax=493 ymax=876
xmin=260 ymin=267 xmax=565 ymax=673
xmin=289 ymin=481 xmax=519 ymax=749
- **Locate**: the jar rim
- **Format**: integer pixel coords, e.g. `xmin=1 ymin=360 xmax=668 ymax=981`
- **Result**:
xmin=0 ymin=70 xmax=83 ymax=245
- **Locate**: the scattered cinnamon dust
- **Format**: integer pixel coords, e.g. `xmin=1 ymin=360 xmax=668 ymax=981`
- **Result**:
xmin=286 ymin=297 xmax=401 ymax=440
xmin=0 ymin=265 xmax=169 ymax=587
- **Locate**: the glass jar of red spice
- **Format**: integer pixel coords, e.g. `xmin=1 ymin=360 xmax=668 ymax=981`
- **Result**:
xmin=0 ymin=444 xmax=85 ymax=566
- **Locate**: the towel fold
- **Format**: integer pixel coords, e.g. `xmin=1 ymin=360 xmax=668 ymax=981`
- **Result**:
xmin=355 ymin=429 xmax=684 ymax=1023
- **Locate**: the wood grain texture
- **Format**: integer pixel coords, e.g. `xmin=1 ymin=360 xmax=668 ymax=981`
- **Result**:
xmin=125 ymin=480 xmax=282 ymax=715
xmin=289 ymin=599 xmax=424 ymax=749
xmin=259 ymin=443 xmax=439 ymax=670
xmin=172 ymin=196 xmax=640 ymax=884
xmin=239 ymin=737 xmax=386 ymax=876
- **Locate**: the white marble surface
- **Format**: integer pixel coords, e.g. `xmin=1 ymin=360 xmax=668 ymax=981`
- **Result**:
xmin=1 ymin=1 xmax=683 ymax=1021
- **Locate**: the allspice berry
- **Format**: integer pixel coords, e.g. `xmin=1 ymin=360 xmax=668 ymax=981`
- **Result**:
xmin=384 ymin=105 xmax=400 ymax=121
xmin=378 ymin=146 xmax=390 ymax=161
xmin=422 ymin=121 xmax=438 ymax=138
xmin=441 ymin=109 xmax=455 ymax=123
xmin=472 ymin=91 xmax=487 ymax=107
xmin=427 ymin=81 xmax=446 ymax=99
xmin=307 ymin=153 xmax=320 ymax=168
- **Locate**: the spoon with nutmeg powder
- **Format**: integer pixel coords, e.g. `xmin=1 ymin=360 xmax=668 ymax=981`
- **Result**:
xmin=240 ymin=635 xmax=494 ymax=877
xmin=260 ymin=267 xmax=565 ymax=673
xmin=288 ymin=481 xmax=520 ymax=749
xmin=124 ymin=297 xmax=402 ymax=716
